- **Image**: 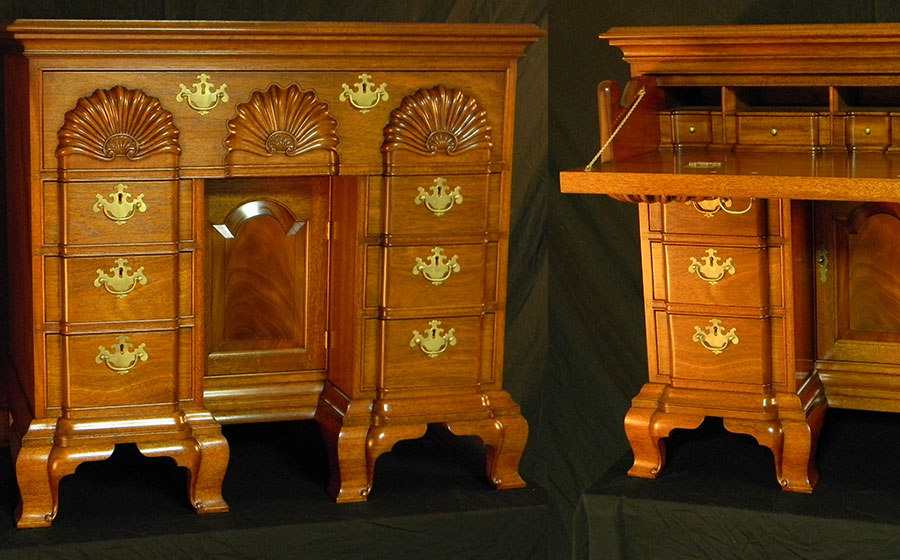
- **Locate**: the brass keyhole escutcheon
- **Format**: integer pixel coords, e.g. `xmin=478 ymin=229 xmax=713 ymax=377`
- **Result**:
xmin=95 ymin=335 xmax=149 ymax=375
xmin=93 ymin=184 xmax=146 ymax=225
xmin=688 ymin=248 xmax=735 ymax=286
xmin=339 ymin=73 xmax=389 ymax=113
xmin=415 ymin=177 xmax=463 ymax=217
xmin=413 ymin=247 xmax=460 ymax=285
xmin=692 ymin=318 xmax=739 ymax=355
xmin=816 ymin=248 xmax=829 ymax=284
xmin=689 ymin=197 xmax=754 ymax=218
xmin=176 ymin=73 xmax=229 ymax=115
xmin=409 ymin=320 xmax=457 ymax=358
xmin=94 ymin=258 xmax=147 ymax=298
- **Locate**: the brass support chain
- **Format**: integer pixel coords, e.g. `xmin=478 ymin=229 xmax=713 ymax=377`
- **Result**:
xmin=584 ymin=87 xmax=646 ymax=172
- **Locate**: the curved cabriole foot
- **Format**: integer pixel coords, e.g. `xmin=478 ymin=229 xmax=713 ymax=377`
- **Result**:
xmin=181 ymin=411 xmax=230 ymax=513
xmin=444 ymin=415 xmax=528 ymax=489
xmin=315 ymin=384 xmax=373 ymax=503
xmin=624 ymin=383 xmax=707 ymax=479
xmin=14 ymin=411 xmax=231 ymax=527
xmin=776 ymin=385 xmax=827 ymax=493
xmin=14 ymin=423 xmax=59 ymax=528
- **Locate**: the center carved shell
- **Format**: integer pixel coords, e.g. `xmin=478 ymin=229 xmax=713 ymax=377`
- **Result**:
xmin=225 ymin=84 xmax=339 ymax=158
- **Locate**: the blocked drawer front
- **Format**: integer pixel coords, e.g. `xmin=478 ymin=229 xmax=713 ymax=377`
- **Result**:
xmin=386 ymin=174 xmax=492 ymax=235
xmin=664 ymin=244 xmax=767 ymax=308
xmin=669 ymin=314 xmax=769 ymax=386
xmin=64 ymin=181 xmax=177 ymax=245
xmin=381 ymin=316 xmax=485 ymax=391
xmin=384 ymin=244 xmax=487 ymax=310
xmin=65 ymin=330 xmax=177 ymax=409
xmin=63 ymin=254 xmax=178 ymax=324
xmin=42 ymin=71 xmax=508 ymax=172
xmin=662 ymin=197 xmax=764 ymax=237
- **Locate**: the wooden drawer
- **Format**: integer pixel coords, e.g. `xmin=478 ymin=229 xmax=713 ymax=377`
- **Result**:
xmin=669 ymin=314 xmax=769 ymax=386
xmin=64 ymin=180 xmax=177 ymax=245
xmin=65 ymin=330 xmax=177 ymax=409
xmin=845 ymin=113 xmax=891 ymax=150
xmin=384 ymin=244 xmax=488 ymax=310
xmin=386 ymin=174 xmax=492 ymax=235
xmin=381 ymin=316 xmax=484 ymax=391
xmin=736 ymin=113 xmax=819 ymax=148
xmin=661 ymin=198 xmax=764 ymax=236
xmin=62 ymin=254 xmax=178 ymax=324
xmin=42 ymin=71 xmax=508 ymax=172
xmin=671 ymin=111 xmax=713 ymax=147
xmin=663 ymin=244 xmax=767 ymax=308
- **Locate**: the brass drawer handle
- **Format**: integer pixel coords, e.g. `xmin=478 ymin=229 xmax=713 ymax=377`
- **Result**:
xmin=864 ymin=127 xmax=872 ymax=135
xmin=688 ymin=197 xmax=753 ymax=218
xmin=415 ymin=177 xmax=463 ymax=216
xmin=412 ymin=247 xmax=460 ymax=285
xmin=692 ymin=318 xmax=739 ymax=355
xmin=688 ymin=126 xmax=697 ymax=134
xmin=688 ymin=249 xmax=735 ymax=286
xmin=339 ymin=73 xmax=388 ymax=113
xmin=176 ymin=73 xmax=229 ymax=115
xmin=770 ymin=128 xmax=778 ymax=136
xmin=93 ymin=184 xmax=146 ymax=225
xmin=94 ymin=258 xmax=147 ymax=298
xmin=409 ymin=320 xmax=457 ymax=358
xmin=95 ymin=335 xmax=149 ymax=375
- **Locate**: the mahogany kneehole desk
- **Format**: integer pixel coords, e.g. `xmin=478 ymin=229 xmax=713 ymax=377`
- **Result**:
xmin=560 ymin=23 xmax=900 ymax=492
xmin=1 ymin=19 xmax=542 ymax=527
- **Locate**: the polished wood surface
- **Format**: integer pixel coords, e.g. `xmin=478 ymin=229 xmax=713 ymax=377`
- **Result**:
xmin=3 ymin=19 xmax=542 ymax=526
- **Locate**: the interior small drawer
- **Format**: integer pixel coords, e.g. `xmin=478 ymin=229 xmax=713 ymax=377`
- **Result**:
xmin=735 ymin=113 xmax=819 ymax=148
xmin=62 ymin=254 xmax=178 ymax=324
xmin=845 ymin=113 xmax=891 ymax=150
xmin=385 ymin=174 xmax=492 ymax=235
xmin=663 ymin=244 xmax=767 ymax=308
xmin=64 ymin=180 xmax=177 ymax=245
xmin=380 ymin=315 xmax=485 ymax=391
xmin=64 ymin=330 xmax=177 ymax=409
xmin=661 ymin=197 xmax=765 ymax=237
xmin=669 ymin=314 xmax=770 ymax=386
xmin=383 ymin=243 xmax=488 ymax=310
xmin=666 ymin=111 xmax=713 ymax=147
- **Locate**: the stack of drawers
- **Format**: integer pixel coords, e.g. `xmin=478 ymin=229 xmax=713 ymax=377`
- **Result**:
xmin=625 ymin=196 xmax=824 ymax=492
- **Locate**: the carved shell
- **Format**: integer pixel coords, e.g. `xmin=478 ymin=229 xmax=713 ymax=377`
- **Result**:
xmin=383 ymin=85 xmax=492 ymax=156
xmin=57 ymin=86 xmax=181 ymax=161
xmin=225 ymin=84 xmax=339 ymax=158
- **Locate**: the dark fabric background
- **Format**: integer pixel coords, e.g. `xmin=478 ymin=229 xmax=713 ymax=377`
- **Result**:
xmin=550 ymin=1 xmax=900 ymax=557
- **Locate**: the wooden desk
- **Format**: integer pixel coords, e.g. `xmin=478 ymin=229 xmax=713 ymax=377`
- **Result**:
xmin=1 ymin=20 xmax=542 ymax=527
xmin=561 ymin=24 xmax=900 ymax=492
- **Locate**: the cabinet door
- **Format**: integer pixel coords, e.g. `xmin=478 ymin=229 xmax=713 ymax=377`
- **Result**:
xmin=206 ymin=176 xmax=329 ymax=376
xmin=815 ymin=201 xmax=900 ymax=409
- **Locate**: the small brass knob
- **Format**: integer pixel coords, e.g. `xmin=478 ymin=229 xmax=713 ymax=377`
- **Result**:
xmin=864 ymin=127 xmax=872 ymax=135
xmin=688 ymin=126 xmax=696 ymax=134
xmin=770 ymin=128 xmax=778 ymax=136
